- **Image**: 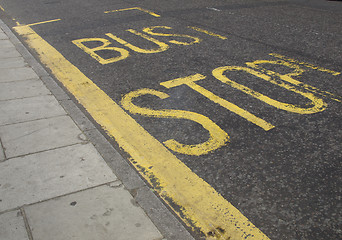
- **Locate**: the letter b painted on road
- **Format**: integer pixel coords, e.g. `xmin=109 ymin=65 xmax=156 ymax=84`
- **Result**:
xmin=72 ymin=38 xmax=129 ymax=64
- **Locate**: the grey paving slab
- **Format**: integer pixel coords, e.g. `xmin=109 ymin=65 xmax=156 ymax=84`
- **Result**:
xmin=0 ymin=79 xmax=49 ymax=101
xmin=0 ymin=210 xmax=29 ymax=240
xmin=0 ymin=46 xmax=21 ymax=59
xmin=24 ymin=184 xmax=163 ymax=240
xmin=0 ymin=31 xmax=8 ymax=40
xmin=0 ymin=57 xmax=27 ymax=68
xmin=0 ymin=39 xmax=14 ymax=48
xmin=0 ymin=143 xmax=117 ymax=212
xmin=0 ymin=67 xmax=37 ymax=82
xmin=0 ymin=115 xmax=86 ymax=158
xmin=0 ymin=95 xmax=66 ymax=126
xmin=84 ymin=128 xmax=146 ymax=191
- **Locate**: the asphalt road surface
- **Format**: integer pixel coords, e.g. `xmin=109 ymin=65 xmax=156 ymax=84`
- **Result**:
xmin=1 ymin=0 xmax=341 ymax=239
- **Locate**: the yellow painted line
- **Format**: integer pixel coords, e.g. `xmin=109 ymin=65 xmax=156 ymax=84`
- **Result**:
xmin=270 ymin=53 xmax=341 ymax=76
xmin=188 ymin=26 xmax=227 ymax=40
xmin=104 ymin=7 xmax=160 ymax=18
xmin=0 ymin=5 xmax=5 ymax=12
xmin=14 ymin=24 xmax=270 ymax=240
xmin=23 ymin=18 xmax=61 ymax=27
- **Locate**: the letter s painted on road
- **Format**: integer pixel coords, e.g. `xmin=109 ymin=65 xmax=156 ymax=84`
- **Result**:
xmin=121 ymin=88 xmax=229 ymax=156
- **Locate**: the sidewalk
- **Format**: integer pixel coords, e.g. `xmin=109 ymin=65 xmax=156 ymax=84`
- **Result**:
xmin=0 ymin=21 xmax=192 ymax=240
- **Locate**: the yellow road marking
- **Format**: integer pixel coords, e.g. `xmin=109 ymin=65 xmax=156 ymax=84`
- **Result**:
xmin=104 ymin=7 xmax=160 ymax=18
xmin=14 ymin=24 xmax=270 ymax=240
xmin=71 ymin=25 xmax=202 ymax=64
xmin=143 ymin=26 xmax=202 ymax=45
xmin=161 ymin=74 xmax=275 ymax=131
xmin=121 ymin=88 xmax=229 ymax=155
xmin=188 ymin=26 xmax=227 ymax=40
xmin=269 ymin=53 xmax=341 ymax=76
xmin=21 ymin=18 xmax=62 ymax=27
xmin=213 ymin=66 xmax=327 ymax=114
xmin=106 ymin=30 xmax=169 ymax=53
xmin=247 ymin=59 xmax=342 ymax=103
xmin=0 ymin=5 xmax=19 ymax=26
xmin=72 ymin=37 xmax=130 ymax=64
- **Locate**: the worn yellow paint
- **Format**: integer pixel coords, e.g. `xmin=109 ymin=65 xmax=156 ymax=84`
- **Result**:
xmin=24 ymin=18 xmax=61 ymax=27
xmin=143 ymin=26 xmax=201 ymax=45
xmin=104 ymin=7 xmax=160 ymax=17
xmin=246 ymin=59 xmax=305 ymax=78
xmin=213 ymin=66 xmax=327 ymax=114
xmin=188 ymin=26 xmax=227 ymax=40
xmin=12 ymin=18 xmax=20 ymax=26
xmin=161 ymin=74 xmax=275 ymax=131
xmin=121 ymin=88 xmax=229 ymax=155
xmin=1 ymin=6 xmax=19 ymax=24
xmin=247 ymin=60 xmax=342 ymax=103
xmin=269 ymin=53 xmax=341 ymax=76
xmin=106 ymin=30 xmax=169 ymax=54
xmin=72 ymin=38 xmax=130 ymax=64
xmin=14 ymin=24 xmax=270 ymax=240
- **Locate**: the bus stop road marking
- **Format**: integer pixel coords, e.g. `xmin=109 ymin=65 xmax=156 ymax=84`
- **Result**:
xmin=13 ymin=24 xmax=270 ymax=240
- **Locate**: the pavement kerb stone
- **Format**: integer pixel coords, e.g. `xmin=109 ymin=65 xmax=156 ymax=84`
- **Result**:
xmin=0 ymin=19 xmax=194 ymax=240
